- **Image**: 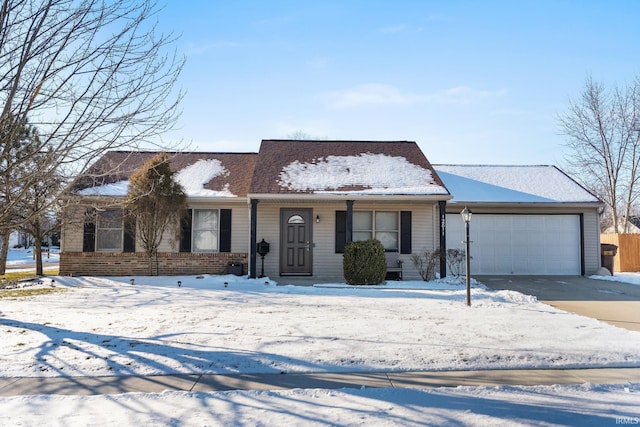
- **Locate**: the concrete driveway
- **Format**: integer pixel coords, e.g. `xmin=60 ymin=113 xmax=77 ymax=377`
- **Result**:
xmin=477 ymin=275 xmax=640 ymax=332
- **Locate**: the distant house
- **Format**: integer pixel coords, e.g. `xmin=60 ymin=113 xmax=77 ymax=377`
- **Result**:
xmin=59 ymin=140 xmax=604 ymax=279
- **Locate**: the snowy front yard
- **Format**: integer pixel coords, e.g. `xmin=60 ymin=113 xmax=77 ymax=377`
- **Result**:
xmin=1 ymin=274 xmax=639 ymax=425
xmin=2 ymin=275 xmax=639 ymax=377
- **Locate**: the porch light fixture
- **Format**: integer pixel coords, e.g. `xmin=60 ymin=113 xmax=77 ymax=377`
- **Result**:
xmin=316 ymin=215 xmax=320 ymax=223
xmin=461 ymin=206 xmax=472 ymax=306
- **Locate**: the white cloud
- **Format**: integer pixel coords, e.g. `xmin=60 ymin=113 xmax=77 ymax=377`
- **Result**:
xmin=321 ymin=84 xmax=507 ymax=109
xmin=428 ymin=86 xmax=507 ymax=105
xmin=322 ymin=84 xmax=423 ymax=109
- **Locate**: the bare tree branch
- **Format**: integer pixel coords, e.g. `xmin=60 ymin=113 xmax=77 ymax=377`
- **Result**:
xmin=559 ymin=75 xmax=640 ymax=232
xmin=0 ymin=0 xmax=184 ymax=232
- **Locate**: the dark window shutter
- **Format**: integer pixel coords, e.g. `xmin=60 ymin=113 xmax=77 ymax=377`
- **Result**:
xmin=400 ymin=211 xmax=412 ymax=254
xmin=219 ymin=209 xmax=232 ymax=252
xmin=82 ymin=208 xmax=96 ymax=252
xmin=123 ymin=214 xmax=136 ymax=253
xmin=335 ymin=210 xmax=347 ymax=253
xmin=179 ymin=209 xmax=192 ymax=252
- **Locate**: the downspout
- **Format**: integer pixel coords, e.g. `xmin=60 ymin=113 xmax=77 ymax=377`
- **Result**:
xmin=250 ymin=199 xmax=259 ymax=278
xmin=438 ymin=200 xmax=447 ymax=278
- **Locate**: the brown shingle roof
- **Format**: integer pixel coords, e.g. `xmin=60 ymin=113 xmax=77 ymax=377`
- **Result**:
xmin=249 ymin=140 xmax=448 ymax=194
xmin=71 ymin=151 xmax=258 ymax=197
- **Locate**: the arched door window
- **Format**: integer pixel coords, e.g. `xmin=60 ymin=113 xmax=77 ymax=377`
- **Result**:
xmin=288 ymin=215 xmax=305 ymax=224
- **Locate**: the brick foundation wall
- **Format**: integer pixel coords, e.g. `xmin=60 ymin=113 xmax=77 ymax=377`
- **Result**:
xmin=59 ymin=252 xmax=248 ymax=276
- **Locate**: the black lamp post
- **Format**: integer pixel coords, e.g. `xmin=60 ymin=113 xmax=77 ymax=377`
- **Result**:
xmin=461 ymin=206 xmax=472 ymax=306
xmin=256 ymin=239 xmax=270 ymax=278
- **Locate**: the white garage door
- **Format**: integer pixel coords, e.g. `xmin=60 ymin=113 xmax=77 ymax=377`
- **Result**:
xmin=446 ymin=214 xmax=581 ymax=275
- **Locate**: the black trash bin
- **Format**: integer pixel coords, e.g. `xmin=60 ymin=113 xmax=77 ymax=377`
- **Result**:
xmin=600 ymin=243 xmax=618 ymax=274
xmin=226 ymin=262 xmax=244 ymax=276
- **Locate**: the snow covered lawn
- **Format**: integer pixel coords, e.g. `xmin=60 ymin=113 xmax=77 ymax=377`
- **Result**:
xmin=1 ymin=275 xmax=639 ymax=378
xmin=2 ymin=383 xmax=639 ymax=426
xmin=1 ymin=274 xmax=639 ymax=425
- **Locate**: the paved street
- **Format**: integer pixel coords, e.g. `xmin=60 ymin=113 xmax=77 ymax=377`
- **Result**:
xmin=479 ymin=275 xmax=640 ymax=332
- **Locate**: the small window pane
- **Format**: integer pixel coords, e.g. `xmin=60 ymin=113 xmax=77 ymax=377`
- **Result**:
xmin=376 ymin=212 xmax=398 ymax=231
xmin=194 ymin=210 xmax=217 ymax=229
xmin=194 ymin=230 xmax=218 ymax=251
xmin=353 ymin=212 xmax=372 ymax=230
xmin=98 ymin=210 xmax=121 ymax=228
xmin=353 ymin=231 xmax=372 ymax=242
xmin=97 ymin=230 xmax=122 ymax=251
xmin=376 ymin=231 xmax=398 ymax=251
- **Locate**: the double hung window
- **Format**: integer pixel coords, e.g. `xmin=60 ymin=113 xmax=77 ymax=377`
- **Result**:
xmin=192 ymin=209 xmax=219 ymax=252
xmin=353 ymin=211 xmax=399 ymax=251
xmin=96 ymin=209 xmax=123 ymax=252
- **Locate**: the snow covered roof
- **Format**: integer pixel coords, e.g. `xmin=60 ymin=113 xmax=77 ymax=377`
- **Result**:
xmin=434 ymin=165 xmax=601 ymax=204
xmin=72 ymin=151 xmax=258 ymax=198
xmin=251 ymin=140 xmax=450 ymax=197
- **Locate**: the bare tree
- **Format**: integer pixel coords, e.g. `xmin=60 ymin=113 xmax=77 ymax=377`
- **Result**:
xmin=0 ymin=0 xmax=184 ymax=231
xmin=16 ymin=154 xmax=63 ymax=276
xmin=559 ymin=76 xmax=640 ymax=232
xmin=0 ymin=115 xmax=53 ymax=273
xmin=127 ymin=153 xmax=186 ymax=275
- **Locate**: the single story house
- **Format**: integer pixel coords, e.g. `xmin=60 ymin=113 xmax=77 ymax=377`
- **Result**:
xmin=59 ymin=140 xmax=604 ymax=279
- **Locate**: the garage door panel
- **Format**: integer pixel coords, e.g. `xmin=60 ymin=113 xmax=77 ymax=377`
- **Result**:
xmin=446 ymin=214 xmax=580 ymax=275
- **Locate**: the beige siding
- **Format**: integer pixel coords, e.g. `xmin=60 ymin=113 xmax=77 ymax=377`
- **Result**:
xmin=583 ymin=209 xmax=601 ymax=274
xmin=256 ymin=201 xmax=439 ymax=281
xmin=154 ymin=200 xmax=250 ymax=253
xmin=62 ymin=199 xmax=250 ymax=255
xmin=60 ymin=204 xmax=87 ymax=252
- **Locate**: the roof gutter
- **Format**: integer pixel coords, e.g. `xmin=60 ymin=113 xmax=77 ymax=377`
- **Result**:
xmin=247 ymin=193 xmax=452 ymax=202
xmin=443 ymin=200 xmax=605 ymax=209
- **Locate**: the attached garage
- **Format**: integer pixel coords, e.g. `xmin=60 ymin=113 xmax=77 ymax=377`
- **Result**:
xmin=435 ymin=165 xmax=604 ymax=276
xmin=446 ymin=214 xmax=581 ymax=275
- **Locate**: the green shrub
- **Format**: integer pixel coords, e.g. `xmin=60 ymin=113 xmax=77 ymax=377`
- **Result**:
xmin=343 ymin=239 xmax=386 ymax=285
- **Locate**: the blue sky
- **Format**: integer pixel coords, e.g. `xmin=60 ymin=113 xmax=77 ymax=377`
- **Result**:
xmin=157 ymin=1 xmax=640 ymax=165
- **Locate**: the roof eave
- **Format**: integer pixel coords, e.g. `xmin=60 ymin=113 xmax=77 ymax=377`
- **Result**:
xmin=248 ymin=193 xmax=452 ymax=202
xmin=444 ymin=200 xmax=605 ymax=209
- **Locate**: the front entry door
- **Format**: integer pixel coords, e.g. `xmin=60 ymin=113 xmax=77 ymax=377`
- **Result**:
xmin=280 ymin=209 xmax=313 ymax=275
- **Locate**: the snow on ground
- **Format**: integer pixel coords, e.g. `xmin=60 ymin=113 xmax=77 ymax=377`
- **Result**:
xmin=5 ymin=247 xmax=59 ymax=266
xmin=1 ymin=383 xmax=638 ymax=426
xmin=591 ymin=272 xmax=640 ymax=287
xmin=2 ymin=275 xmax=639 ymax=378
xmin=1 ymin=274 xmax=639 ymax=425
